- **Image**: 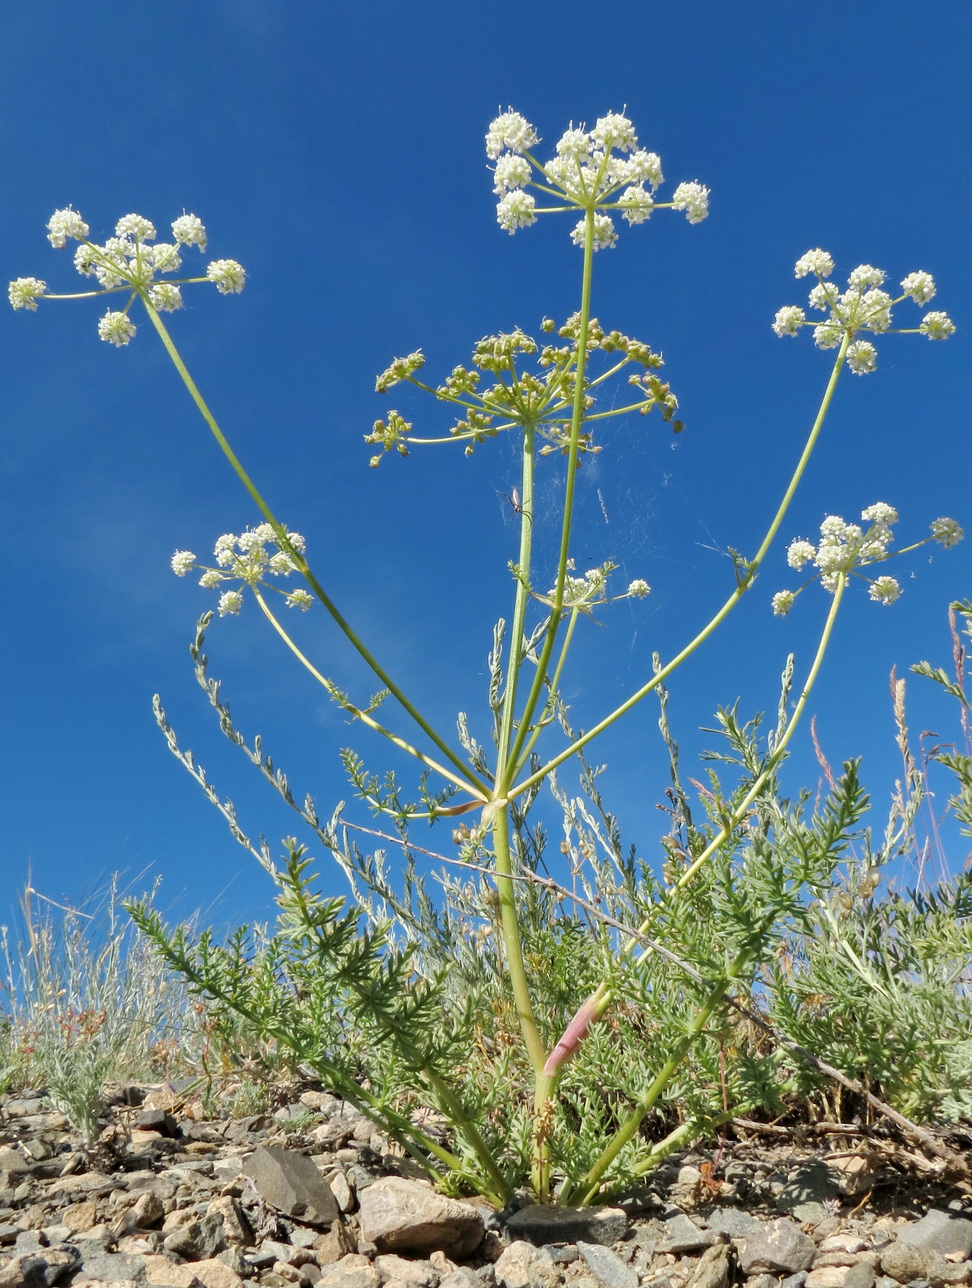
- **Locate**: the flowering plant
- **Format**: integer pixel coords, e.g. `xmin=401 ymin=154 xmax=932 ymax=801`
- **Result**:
xmin=10 ymin=109 xmax=963 ymax=1201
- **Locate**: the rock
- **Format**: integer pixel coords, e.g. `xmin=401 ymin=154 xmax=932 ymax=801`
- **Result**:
xmin=207 ymin=1196 xmax=252 ymax=1247
xmin=688 ymin=1245 xmax=732 ymax=1288
xmin=493 ymin=1241 xmax=559 ymax=1288
xmin=879 ymin=1241 xmax=930 ymax=1284
xmin=505 ymin=1205 xmax=627 ymax=1248
xmin=440 ymin=1272 xmax=483 ymax=1288
xmin=191 ymin=1259 xmax=246 ymax=1288
xmin=897 ymin=1211 xmax=972 ymax=1262
xmin=777 ymin=1159 xmax=839 ymax=1215
xmin=0 ymin=1149 xmax=31 ymax=1174
xmin=805 ymin=1270 xmax=849 ymax=1288
xmin=317 ymin=1253 xmax=383 ymax=1288
xmin=357 ymin=1177 xmax=484 ymax=1257
xmin=374 ymin=1254 xmax=438 ymax=1286
xmin=243 ymin=1144 xmax=339 ymax=1227
xmin=162 ymin=1212 xmax=225 ymax=1260
xmin=659 ymin=1214 xmax=721 ymax=1254
xmin=706 ymin=1209 xmax=762 ymax=1239
xmin=576 ymin=1241 xmax=638 ymax=1288
xmin=842 ymin=1265 xmax=876 ymax=1288
xmin=0 ymin=1244 xmax=80 ymax=1286
xmin=141 ymin=1254 xmax=200 ymax=1286
xmin=740 ymin=1219 xmax=817 ymax=1275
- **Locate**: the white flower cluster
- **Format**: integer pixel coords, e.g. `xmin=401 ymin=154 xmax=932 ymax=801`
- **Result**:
xmin=773 ymin=504 xmax=963 ymax=614
xmin=8 ymin=209 xmax=245 ymax=346
xmin=772 ymin=250 xmax=955 ymax=373
xmin=486 ymin=109 xmax=709 ymax=248
xmin=171 ymin=524 xmax=311 ymax=615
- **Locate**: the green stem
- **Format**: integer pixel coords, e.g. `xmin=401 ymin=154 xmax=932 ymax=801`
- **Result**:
xmin=252 ymin=590 xmax=487 ymax=801
xmin=424 ymin=1070 xmax=514 ymax=1204
xmin=140 ymin=294 xmax=487 ymax=796
xmin=496 ymin=423 xmax=537 ymax=766
xmin=566 ymin=953 xmax=747 ymax=1205
xmin=491 ymin=804 xmax=546 ymax=1076
xmin=506 ymin=211 xmax=597 ymax=773
xmin=510 ymin=332 xmax=852 ymax=801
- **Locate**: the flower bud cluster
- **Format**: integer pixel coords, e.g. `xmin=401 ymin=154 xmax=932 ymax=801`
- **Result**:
xmin=368 ymin=319 xmax=675 ymax=464
xmin=486 ymin=109 xmax=709 ymax=248
xmin=171 ymin=524 xmax=311 ymax=615
xmin=772 ymin=504 xmax=963 ymax=614
xmin=772 ymin=251 xmax=955 ymax=373
xmin=9 ymin=209 xmax=246 ymax=346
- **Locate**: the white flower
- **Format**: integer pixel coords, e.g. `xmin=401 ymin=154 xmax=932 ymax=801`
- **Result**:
xmin=284 ymin=530 xmax=307 ymax=554
xmin=8 ymin=277 xmax=46 ymax=311
xmin=214 ymin=533 xmax=238 ymax=566
xmin=151 ymin=243 xmax=182 ymax=274
xmin=869 ymin=576 xmax=902 ymax=605
xmin=97 ymin=311 xmax=137 ymax=347
xmin=772 ymin=590 xmax=795 ymax=616
xmin=773 ymin=306 xmax=806 ymax=337
xmin=115 ymin=214 xmax=156 ymax=242
xmin=269 ymin=552 xmax=296 ymax=574
xmin=787 ymin=540 xmax=816 ymax=570
xmin=171 ymin=213 xmax=207 ymax=250
xmin=496 ymin=191 xmax=537 ymax=234
xmin=846 ymin=340 xmax=877 ymax=375
xmin=571 ymin=214 xmax=617 ymax=250
xmin=812 ymin=322 xmax=843 ymax=350
xmin=920 ymin=311 xmax=955 ymax=340
xmin=808 ymin=282 xmax=839 ymax=311
xmin=901 ymin=270 xmax=936 ymax=304
xmin=617 ymin=185 xmax=654 ymax=225
xmin=206 ymin=259 xmax=246 ymax=294
xmin=795 ymin=249 xmax=834 ymax=279
xmin=199 ymin=570 xmax=223 ymax=588
xmin=486 ymin=110 xmax=539 ymax=160
xmin=591 ymin=112 xmax=637 ymax=153
xmin=672 ymin=181 xmax=710 ymax=224
xmin=492 ymin=154 xmax=532 ymax=194
xmin=621 ymin=150 xmax=663 ymax=189
xmin=555 ymin=128 xmax=593 ymax=160
xmin=47 ymin=208 xmax=89 ymax=248
xmin=627 ymin=578 xmax=650 ymax=597
xmin=148 ymin=283 xmax=183 ymax=312
xmin=286 ymin=589 xmax=313 ymax=610
xmin=847 ymin=264 xmax=885 ymax=290
xmin=171 ymin=550 xmax=196 ymax=576
xmin=217 ymin=590 xmax=244 ymax=616
xmin=861 ymin=502 xmax=898 ymax=526
xmin=931 ymin=517 xmax=964 ymax=548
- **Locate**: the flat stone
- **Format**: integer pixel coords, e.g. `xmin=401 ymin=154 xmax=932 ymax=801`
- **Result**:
xmin=506 ymin=1205 xmax=628 ymax=1248
xmin=806 ymin=1270 xmax=849 ymax=1288
xmin=740 ymin=1219 xmax=817 ymax=1275
xmin=897 ymin=1211 xmax=972 ymax=1261
xmin=357 ymin=1177 xmax=484 ymax=1257
xmin=243 ymin=1144 xmax=339 ymax=1228
xmin=0 ymin=1150 xmax=30 ymax=1174
xmin=576 ymin=1242 xmax=638 ymax=1288
xmin=706 ymin=1209 xmax=762 ymax=1239
xmin=374 ymin=1255 xmax=438 ymax=1286
xmin=659 ymin=1214 xmax=721 ymax=1254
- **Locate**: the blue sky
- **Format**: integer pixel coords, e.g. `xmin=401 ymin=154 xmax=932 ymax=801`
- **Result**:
xmin=2 ymin=1 xmax=970 ymax=934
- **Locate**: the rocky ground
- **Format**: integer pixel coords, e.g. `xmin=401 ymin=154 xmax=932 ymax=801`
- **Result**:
xmin=1 ymin=1083 xmax=970 ymax=1288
